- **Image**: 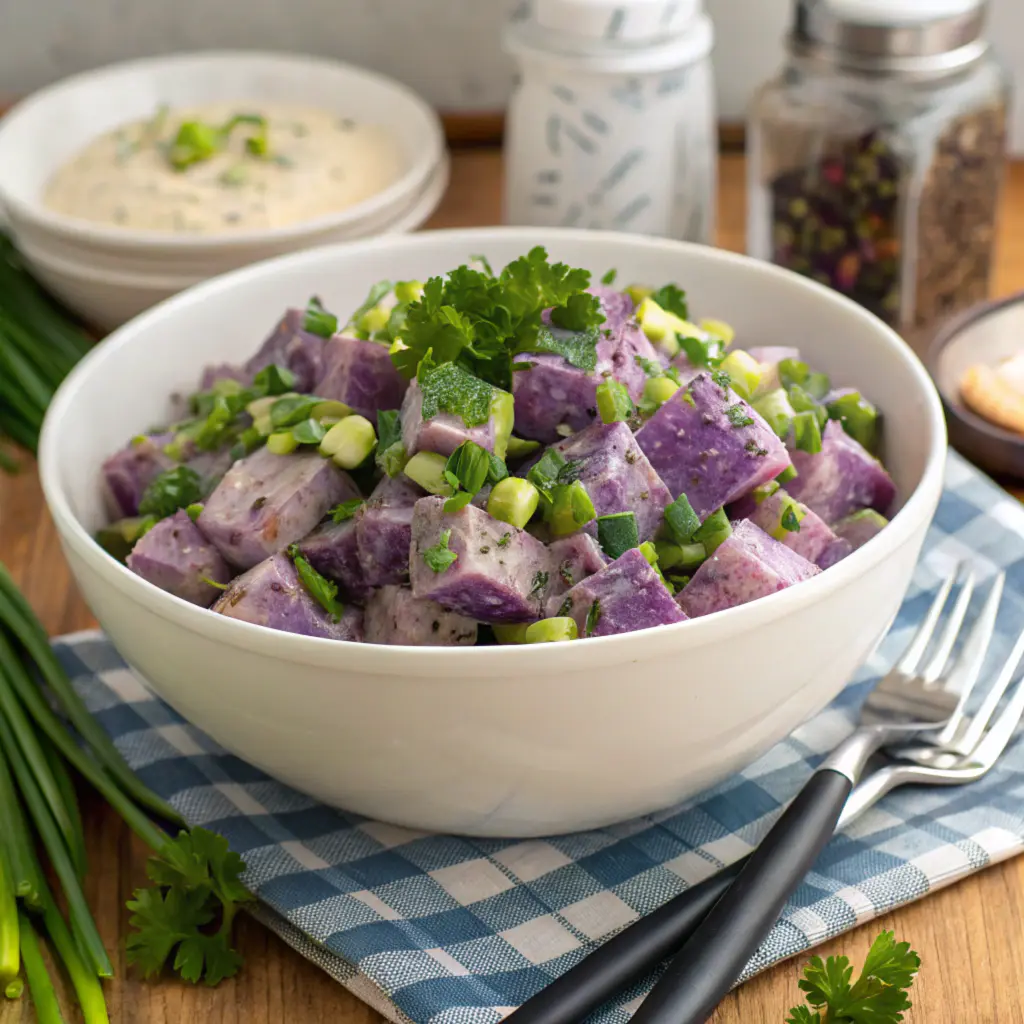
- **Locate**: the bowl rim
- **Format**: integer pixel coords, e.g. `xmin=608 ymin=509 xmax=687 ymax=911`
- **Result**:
xmin=39 ymin=227 xmax=948 ymax=675
xmin=926 ymin=288 xmax=1024 ymax=448
xmin=0 ymin=49 xmax=446 ymax=253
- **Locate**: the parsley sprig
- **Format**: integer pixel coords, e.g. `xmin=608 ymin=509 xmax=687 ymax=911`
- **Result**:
xmin=786 ymin=931 xmax=921 ymax=1024
xmin=126 ymin=828 xmax=253 ymax=986
xmin=391 ymin=247 xmax=605 ymax=389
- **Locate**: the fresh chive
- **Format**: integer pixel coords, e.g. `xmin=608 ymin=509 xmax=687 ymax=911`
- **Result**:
xmin=287 ymin=546 xmax=345 ymax=622
xmin=0 ymin=741 xmax=42 ymax=907
xmin=692 ymin=508 xmax=732 ymax=554
xmin=18 ymin=913 xmax=63 ymax=1024
xmin=40 ymin=734 xmax=86 ymax=880
xmin=595 ymin=379 xmax=635 ymax=424
xmin=0 ymin=838 xmax=18 ymax=986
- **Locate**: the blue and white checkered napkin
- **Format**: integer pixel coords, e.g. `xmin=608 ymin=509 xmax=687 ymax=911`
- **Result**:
xmin=56 ymin=449 xmax=1024 ymax=1024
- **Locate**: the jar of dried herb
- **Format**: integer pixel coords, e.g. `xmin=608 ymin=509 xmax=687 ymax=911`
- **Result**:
xmin=747 ymin=0 xmax=1011 ymax=349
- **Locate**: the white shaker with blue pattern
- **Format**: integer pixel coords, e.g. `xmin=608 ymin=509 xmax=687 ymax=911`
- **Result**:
xmin=502 ymin=1 xmax=716 ymax=243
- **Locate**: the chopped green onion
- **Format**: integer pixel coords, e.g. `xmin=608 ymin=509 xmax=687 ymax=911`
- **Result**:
xmin=664 ymin=493 xmax=701 ymax=545
xmin=303 ymin=296 xmax=338 ymax=338
xmin=595 ymin=379 xmax=635 ymax=424
xmin=506 ymin=436 xmax=542 ymax=461
xmin=805 ymin=371 xmax=831 ymax=400
xmin=445 ymin=442 xmax=492 ymax=497
xmin=527 ymin=448 xmax=567 ymax=501
xmin=548 ymin=481 xmax=597 ymax=537
xmin=700 ymin=319 xmax=735 ymax=344
xmin=597 ymin=511 xmax=639 ymax=559
xmin=792 ymin=410 xmax=823 ymax=454
xmin=403 ymin=452 xmax=454 ymax=496
xmin=780 ymin=501 xmax=805 ymax=536
xmin=168 ymin=120 xmax=221 ymax=170
xmin=291 ymin=418 xmax=327 ymax=446
xmin=718 ymin=350 xmax=761 ymax=400
xmin=5 ymin=978 xmax=22 ymax=1000
xmin=625 ymin=284 xmax=653 ymax=305
xmin=252 ymin=365 xmax=296 ymax=396
xmin=267 ymin=431 xmax=299 ymax=456
xmin=422 ymin=529 xmax=458 ymax=574
xmin=488 ymin=478 xmax=540 ymax=529
xmin=394 ymin=280 xmax=425 ymax=304
xmin=310 ymin=400 xmax=353 ymax=421
xmin=18 ymin=913 xmax=62 ymax=1024
xmin=643 ymin=376 xmax=681 ymax=409
xmin=318 ymin=415 xmax=376 ymax=469
xmin=776 ymin=464 xmax=798 ymax=485
xmin=752 ymin=389 xmax=796 ymax=439
xmin=753 ymin=480 xmax=781 ymax=504
xmin=788 ymin=384 xmax=828 ymax=428
xmin=778 ymin=358 xmax=809 ymax=390
xmin=524 ymin=618 xmax=578 ymax=644
xmin=493 ymin=623 xmax=530 ymax=645
xmin=375 ymin=409 xmax=407 ymax=478
xmin=0 ymin=832 xmax=18 ymax=985
xmin=693 ymin=508 xmax=732 ymax=554
xmin=656 ymin=540 xmax=707 ymax=572
xmin=288 ymin=545 xmax=345 ymax=621
xmin=270 ymin=394 xmax=320 ymax=428
xmin=826 ymin=391 xmax=879 ymax=452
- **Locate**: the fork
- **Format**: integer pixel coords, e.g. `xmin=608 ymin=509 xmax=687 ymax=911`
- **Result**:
xmin=629 ymin=566 xmax=1005 ymax=1024
xmin=508 ymin=565 xmax=1017 ymax=1024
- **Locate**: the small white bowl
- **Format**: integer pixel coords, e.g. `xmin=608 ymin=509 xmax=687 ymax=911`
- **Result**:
xmin=0 ymin=50 xmax=446 ymax=307
xmin=40 ymin=228 xmax=946 ymax=837
xmin=18 ymin=155 xmax=451 ymax=331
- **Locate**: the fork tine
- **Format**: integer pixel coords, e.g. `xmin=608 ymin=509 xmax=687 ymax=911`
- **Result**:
xmin=893 ymin=567 xmax=959 ymax=677
xmin=934 ymin=573 xmax=1006 ymax=745
xmin=968 ymin=674 xmax=1024 ymax=767
xmin=920 ymin=568 xmax=976 ymax=684
xmin=958 ymin=620 xmax=1024 ymax=753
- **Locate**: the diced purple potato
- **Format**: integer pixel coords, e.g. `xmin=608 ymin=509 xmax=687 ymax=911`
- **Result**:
xmin=364 ymin=586 xmax=478 ymax=646
xmin=786 ymin=421 xmax=896 ymax=524
xmin=677 ymin=519 xmax=820 ymax=618
xmin=545 ymin=532 xmax=608 ymax=615
xmin=314 ymin=335 xmax=409 ymax=424
xmin=126 ymin=510 xmax=232 ymax=607
xmin=817 ymin=538 xmax=854 ymax=570
xmin=213 ymin=553 xmax=364 ymax=640
xmin=834 ymin=509 xmax=888 ymax=549
xmin=511 ymin=288 xmax=657 ymax=443
xmin=199 ymin=363 xmax=251 ymax=392
xmin=472 ymin=485 xmax=492 ymax=510
xmin=186 ymin=447 xmax=237 ymax=496
xmin=242 ymin=308 xmax=326 ymax=393
xmin=400 ymin=381 xmax=503 ymax=458
xmin=199 ymin=447 xmax=358 ymax=570
xmin=749 ymin=346 xmax=801 ymax=395
xmin=668 ymin=354 xmax=702 ymax=385
xmin=558 ymin=548 xmax=687 ymax=638
xmin=102 ymin=433 xmax=176 ymax=518
xmin=297 ymin=518 xmax=370 ymax=601
xmin=410 ymin=497 xmax=551 ymax=623
xmin=546 ymin=421 xmax=672 ymax=541
xmin=635 ymin=372 xmax=790 ymax=517
xmin=735 ymin=489 xmax=839 ymax=566
xmin=355 ymin=475 xmax=423 ymax=587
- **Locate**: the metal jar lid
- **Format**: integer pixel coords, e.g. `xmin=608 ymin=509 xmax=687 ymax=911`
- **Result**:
xmin=792 ymin=0 xmax=991 ymax=76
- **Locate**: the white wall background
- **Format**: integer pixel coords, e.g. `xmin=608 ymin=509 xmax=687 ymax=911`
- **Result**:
xmin=0 ymin=0 xmax=1021 ymax=151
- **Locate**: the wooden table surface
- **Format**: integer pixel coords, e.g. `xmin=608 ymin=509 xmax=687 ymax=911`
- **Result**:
xmin=2 ymin=150 xmax=1023 ymax=1023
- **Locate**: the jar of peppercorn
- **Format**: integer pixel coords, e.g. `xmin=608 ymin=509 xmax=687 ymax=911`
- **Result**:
xmin=747 ymin=0 xmax=1011 ymax=350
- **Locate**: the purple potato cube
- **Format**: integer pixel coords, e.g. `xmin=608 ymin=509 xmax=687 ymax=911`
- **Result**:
xmin=511 ymin=287 xmax=658 ymax=443
xmin=732 ymin=488 xmax=839 ymax=566
xmin=410 ymin=497 xmax=551 ymax=622
xmin=243 ymin=309 xmax=326 ymax=393
xmin=213 ymin=553 xmax=363 ymax=640
xmin=102 ymin=433 xmax=176 ymax=518
xmin=677 ymin=519 xmax=820 ymax=618
xmin=786 ymin=421 xmax=896 ymax=524
xmin=544 ymin=532 xmax=608 ymax=616
xmin=297 ymin=518 xmax=370 ymax=601
xmin=546 ymin=421 xmax=672 ymax=541
xmin=558 ymin=547 xmax=687 ymax=638
xmin=126 ymin=510 xmax=232 ymax=607
xmin=365 ymin=586 xmax=478 ymax=646
xmin=198 ymin=363 xmax=252 ymax=392
xmin=355 ymin=475 xmax=424 ymax=587
xmin=199 ymin=447 xmax=358 ymax=570
xmin=314 ymin=335 xmax=409 ymax=424
xmin=817 ymin=538 xmax=854 ymax=570
xmin=818 ymin=509 xmax=889 ymax=569
xmin=635 ymin=372 xmax=790 ymax=517
xmin=400 ymin=381 xmax=505 ymax=458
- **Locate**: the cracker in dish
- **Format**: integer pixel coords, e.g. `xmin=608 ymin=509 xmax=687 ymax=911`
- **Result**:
xmin=961 ymin=353 xmax=1024 ymax=434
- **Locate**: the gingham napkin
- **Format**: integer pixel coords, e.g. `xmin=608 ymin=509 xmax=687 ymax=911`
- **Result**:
xmin=57 ymin=449 xmax=1024 ymax=1024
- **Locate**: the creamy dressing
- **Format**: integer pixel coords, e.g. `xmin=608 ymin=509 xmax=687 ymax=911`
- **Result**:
xmin=44 ymin=103 xmax=405 ymax=234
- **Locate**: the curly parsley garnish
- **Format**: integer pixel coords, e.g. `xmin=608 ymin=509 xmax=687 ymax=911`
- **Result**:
xmin=138 ymin=467 xmax=204 ymax=519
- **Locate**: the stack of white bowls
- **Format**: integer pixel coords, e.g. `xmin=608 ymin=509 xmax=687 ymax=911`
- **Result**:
xmin=0 ymin=52 xmax=448 ymax=331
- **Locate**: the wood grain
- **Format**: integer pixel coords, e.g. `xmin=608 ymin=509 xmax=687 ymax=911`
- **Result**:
xmin=2 ymin=151 xmax=1024 ymax=1023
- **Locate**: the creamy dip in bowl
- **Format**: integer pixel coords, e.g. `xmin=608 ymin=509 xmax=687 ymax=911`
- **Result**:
xmin=44 ymin=103 xmax=405 ymax=235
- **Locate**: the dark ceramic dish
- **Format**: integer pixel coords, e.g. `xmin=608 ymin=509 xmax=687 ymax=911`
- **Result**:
xmin=928 ymin=290 xmax=1024 ymax=479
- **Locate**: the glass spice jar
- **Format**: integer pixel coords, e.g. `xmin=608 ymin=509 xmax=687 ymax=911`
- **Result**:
xmin=747 ymin=0 xmax=1011 ymax=349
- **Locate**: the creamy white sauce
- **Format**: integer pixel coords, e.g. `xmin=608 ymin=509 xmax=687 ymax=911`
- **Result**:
xmin=44 ymin=103 xmax=405 ymax=234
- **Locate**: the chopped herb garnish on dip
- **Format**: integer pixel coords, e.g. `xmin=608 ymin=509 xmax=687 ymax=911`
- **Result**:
xmin=423 ymin=529 xmax=458 ymax=574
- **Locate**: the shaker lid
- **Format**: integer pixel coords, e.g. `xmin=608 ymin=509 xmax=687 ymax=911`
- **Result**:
xmin=532 ymin=0 xmax=703 ymax=44
xmin=794 ymin=0 xmax=988 ymax=68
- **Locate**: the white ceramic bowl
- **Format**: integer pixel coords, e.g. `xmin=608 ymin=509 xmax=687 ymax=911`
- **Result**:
xmin=19 ymin=155 xmax=451 ymax=332
xmin=0 ymin=51 xmax=446 ymax=320
xmin=39 ymin=228 xmax=946 ymax=837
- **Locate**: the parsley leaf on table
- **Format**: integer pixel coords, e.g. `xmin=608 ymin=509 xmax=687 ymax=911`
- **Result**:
xmin=786 ymin=931 xmax=921 ymax=1024
xmin=126 ymin=828 xmax=253 ymax=987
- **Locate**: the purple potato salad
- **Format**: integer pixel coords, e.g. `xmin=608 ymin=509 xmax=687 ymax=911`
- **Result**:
xmin=96 ymin=249 xmax=895 ymax=645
